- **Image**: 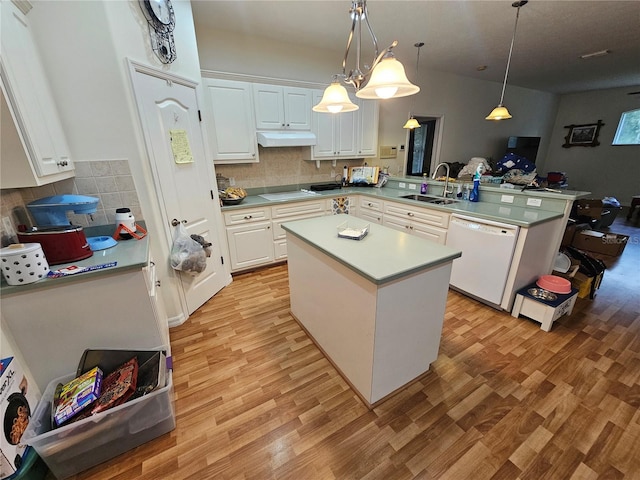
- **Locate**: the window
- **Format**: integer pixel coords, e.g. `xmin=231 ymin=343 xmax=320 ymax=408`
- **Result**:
xmin=612 ymin=108 xmax=640 ymax=145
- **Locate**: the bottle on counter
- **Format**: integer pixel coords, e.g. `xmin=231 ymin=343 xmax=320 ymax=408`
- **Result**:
xmin=462 ymin=184 xmax=470 ymax=200
xmin=469 ymin=163 xmax=483 ymax=202
xmin=456 ymin=183 xmax=462 ymax=198
xmin=343 ymin=166 xmax=348 ymax=186
xmin=420 ymin=173 xmax=428 ymax=194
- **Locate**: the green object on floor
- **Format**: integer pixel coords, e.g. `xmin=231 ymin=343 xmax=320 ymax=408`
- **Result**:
xmin=3 ymin=447 xmax=50 ymax=480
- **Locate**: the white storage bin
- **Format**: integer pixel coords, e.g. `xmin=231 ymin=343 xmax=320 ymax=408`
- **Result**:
xmin=21 ymin=371 xmax=174 ymax=479
xmin=0 ymin=243 xmax=49 ymax=285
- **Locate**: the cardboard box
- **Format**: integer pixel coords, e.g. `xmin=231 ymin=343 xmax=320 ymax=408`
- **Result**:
xmin=575 ymin=199 xmax=603 ymax=219
xmin=0 ymin=357 xmax=39 ymax=477
xmin=571 ymin=230 xmax=629 ymax=256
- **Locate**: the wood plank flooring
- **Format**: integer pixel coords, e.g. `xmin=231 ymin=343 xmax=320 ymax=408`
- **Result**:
xmin=70 ymin=218 xmax=640 ymax=479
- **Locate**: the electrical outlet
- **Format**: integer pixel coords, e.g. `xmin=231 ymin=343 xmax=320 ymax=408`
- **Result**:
xmin=229 ymin=177 xmax=236 ymax=186
xmin=330 ymin=169 xmax=336 ymax=179
xmin=408 ymin=183 xmax=417 ymax=190
xmin=399 ymin=182 xmax=406 ymax=188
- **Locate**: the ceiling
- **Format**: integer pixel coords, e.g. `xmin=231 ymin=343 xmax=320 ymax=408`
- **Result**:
xmin=191 ymin=0 xmax=640 ymax=95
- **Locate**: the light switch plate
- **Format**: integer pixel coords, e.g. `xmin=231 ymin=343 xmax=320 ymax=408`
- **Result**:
xmin=408 ymin=183 xmax=417 ymax=190
xmin=527 ymin=198 xmax=542 ymax=207
xmin=501 ymin=194 xmax=514 ymax=204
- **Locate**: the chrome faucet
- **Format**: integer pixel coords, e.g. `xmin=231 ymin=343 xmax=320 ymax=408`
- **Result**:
xmin=431 ymin=163 xmax=454 ymax=198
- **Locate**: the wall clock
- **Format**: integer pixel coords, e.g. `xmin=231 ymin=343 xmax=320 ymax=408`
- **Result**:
xmin=139 ymin=0 xmax=177 ymax=64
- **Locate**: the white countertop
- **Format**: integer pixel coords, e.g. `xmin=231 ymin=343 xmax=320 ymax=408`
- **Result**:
xmin=282 ymin=215 xmax=461 ymax=285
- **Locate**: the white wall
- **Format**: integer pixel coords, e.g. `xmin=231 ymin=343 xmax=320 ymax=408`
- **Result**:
xmin=26 ymin=0 xmax=210 ymax=322
xmin=544 ymin=86 xmax=640 ymax=206
xmin=195 ymin=27 xmax=559 ymax=175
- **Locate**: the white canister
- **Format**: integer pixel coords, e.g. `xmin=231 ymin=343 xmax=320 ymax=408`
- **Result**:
xmin=0 ymin=243 xmax=50 ymax=285
xmin=115 ymin=208 xmax=136 ymax=238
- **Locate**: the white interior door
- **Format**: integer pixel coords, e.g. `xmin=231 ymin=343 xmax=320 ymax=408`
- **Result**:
xmin=130 ymin=64 xmax=227 ymax=315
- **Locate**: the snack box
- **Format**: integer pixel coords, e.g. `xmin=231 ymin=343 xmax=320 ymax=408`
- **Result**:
xmin=53 ymin=367 xmax=102 ymax=427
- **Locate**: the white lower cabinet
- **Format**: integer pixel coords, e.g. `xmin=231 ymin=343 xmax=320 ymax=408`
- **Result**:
xmin=224 ymin=207 xmax=274 ymax=271
xmin=223 ymin=196 xmax=453 ymax=272
xmin=382 ymin=200 xmax=449 ymax=244
xmin=272 ymin=200 xmax=327 ymax=260
xmin=356 ymin=197 xmax=383 ymax=224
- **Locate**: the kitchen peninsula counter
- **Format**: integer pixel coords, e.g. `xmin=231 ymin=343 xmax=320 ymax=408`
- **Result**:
xmin=0 ymin=224 xmax=149 ymax=295
xmin=283 ymin=215 xmax=461 ymax=407
xmin=0 ymin=223 xmax=165 ymax=391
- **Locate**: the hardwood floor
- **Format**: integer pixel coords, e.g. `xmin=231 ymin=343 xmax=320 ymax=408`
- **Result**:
xmin=70 ymin=217 xmax=640 ymax=480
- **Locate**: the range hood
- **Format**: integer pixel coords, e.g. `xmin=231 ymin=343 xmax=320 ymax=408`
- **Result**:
xmin=256 ymin=131 xmax=317 ymax=147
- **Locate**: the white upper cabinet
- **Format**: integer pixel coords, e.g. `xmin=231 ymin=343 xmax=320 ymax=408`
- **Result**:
xmin=357 ymin=97 xmax=379 ymax=157
xmin=311 ymin=90 xmax=377 ymax=160
xmin=1 ymin=1 xmax=74 ymax=188
xmin=253 ymin=84 xmax=312 ymax=131
xmin=203 ymin=78 xmax=258 ymax=164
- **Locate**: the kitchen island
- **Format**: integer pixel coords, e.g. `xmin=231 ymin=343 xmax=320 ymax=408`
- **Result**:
xmin=282 ymin=215 xmax=461 ymax=407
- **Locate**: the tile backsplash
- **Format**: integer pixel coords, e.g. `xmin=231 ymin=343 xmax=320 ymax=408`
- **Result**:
xmin=214 ymin=147 xmax=368 ymax=189
xmin=0 ymin=160 xmax=141 ymax=247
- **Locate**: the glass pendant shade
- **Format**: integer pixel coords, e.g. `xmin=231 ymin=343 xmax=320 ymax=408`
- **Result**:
xmin=403 ymin=118 xmax=420 ymax=129
xmin=312 ymin=81 xmax=359 ymax=113
xmin=485 ymin=105 xmax=512 ymax=121
xmin=356 ymin=55 xmax=420 ymax=100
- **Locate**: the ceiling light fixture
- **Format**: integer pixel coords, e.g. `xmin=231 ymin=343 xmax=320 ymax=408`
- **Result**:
xmin=313 ymin=0 xmax=419 ymax=113
xmin=312 ymin=75 xmax=359 ymax=113
xmin=404 ymin=42 xmax=424 ymax=129
xmin=486 ymin=0 xmax=528 ymax=121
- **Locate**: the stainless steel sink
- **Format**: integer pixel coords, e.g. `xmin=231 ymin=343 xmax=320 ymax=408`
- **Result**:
xmin=400 ymin=194 xmax=459 ymax=205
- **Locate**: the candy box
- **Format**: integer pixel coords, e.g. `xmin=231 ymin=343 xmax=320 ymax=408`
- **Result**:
xmin=53 ymin=367 xmax=102 ymax=427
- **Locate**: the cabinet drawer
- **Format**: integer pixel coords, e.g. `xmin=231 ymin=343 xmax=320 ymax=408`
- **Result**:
xmin=271 ymin=200 xmax=326 ymax=219
xmin=358 ymin=209 xmax=383 ymax=225
xmin=223 ymin=207 xmax=271 ymax=225
xmin=272 ymin=211 xmax=325 ymax=240
xmin=411 ymin=224 xmax=447 ymax=245
xmin=384 ymin=202 xmax=450 ymax=228
xmin=358 ymin=196 xmax=383 ymax=212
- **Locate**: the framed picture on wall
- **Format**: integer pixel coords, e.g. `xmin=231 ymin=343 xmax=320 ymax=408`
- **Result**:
xmin=562 ymin=120 xmax=604 ymax=148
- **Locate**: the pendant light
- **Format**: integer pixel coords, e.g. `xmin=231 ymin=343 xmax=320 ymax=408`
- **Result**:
xmin=314 ymin=0 xmax=419 ymax=111
xmin=312 ymin=76 xmax=359 ymax=113
xmin=403 ymin=42 xmax=424 ymax=129
xmin=403 ymin=117 xmax=420 ymax=129
xmin=486 ymin=0 xmax=528 ymax=121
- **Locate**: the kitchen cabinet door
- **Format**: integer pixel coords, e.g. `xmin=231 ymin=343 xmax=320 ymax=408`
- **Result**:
xmin=226 ymin=221 xmax=274 ymax=271
xmin=0 ymin=1 xmax=74 ymax=187
xmin=203 ymin=78 xmax=258 ymax=164
xmin=310 ymin=90 xmax=358 ymax=159
xmin=357 ymin=98 xmax=379 ymax=157
xmin=253 ymin=84 xmax=311 ymax=131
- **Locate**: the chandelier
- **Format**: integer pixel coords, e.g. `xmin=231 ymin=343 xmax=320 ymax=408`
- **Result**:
xmin=313 ymin=0 xmax=419 ymax=113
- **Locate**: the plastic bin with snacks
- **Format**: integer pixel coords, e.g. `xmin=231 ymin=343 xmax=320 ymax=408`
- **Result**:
xmin=21 ymin=350 xmax=173 ymax=479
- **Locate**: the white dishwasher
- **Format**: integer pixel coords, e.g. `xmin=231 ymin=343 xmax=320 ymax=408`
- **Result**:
xmin=445 ymin=214 xmax=519 ymax=307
